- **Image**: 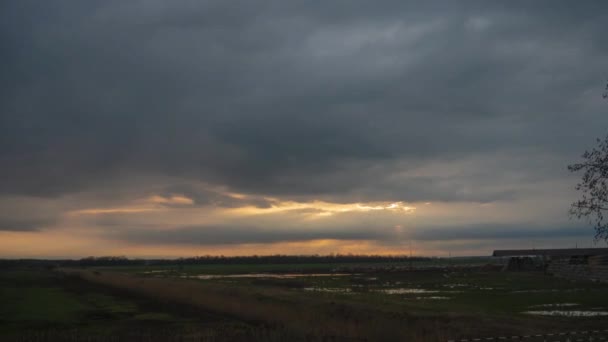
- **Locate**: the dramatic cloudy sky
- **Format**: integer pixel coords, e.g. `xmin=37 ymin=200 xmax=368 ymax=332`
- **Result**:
xmin=1 ymin=1 xmax=607 ymax=258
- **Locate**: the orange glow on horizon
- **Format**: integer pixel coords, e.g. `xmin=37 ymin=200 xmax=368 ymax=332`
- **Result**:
xmin=69 ymin=207 xmax=162 ymax=215
xmin=0 ymin=229 xmax=432 ymax=258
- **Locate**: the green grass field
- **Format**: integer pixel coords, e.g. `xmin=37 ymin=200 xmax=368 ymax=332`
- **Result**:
xmin=0 ymin=268 xmax=272 ymax=341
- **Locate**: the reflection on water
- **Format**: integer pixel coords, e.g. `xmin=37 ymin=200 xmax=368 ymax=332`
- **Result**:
xmin=415 ymin=296 xmax=449 ymax=300
xmin=377 ymin=288 xmax=440 ymax=294
xmin=523 ymin=310 xmax=608 ymax=317
xmin=529 ymin=303 xmax=579 ymax=308
xmin=303 ymin=287 xmax=352 ymax=293
xmin=302 ymin=288 xmax=450 ymax=298
xmin=184 ymin=273 xmax=353 ymax=280
xmin=512 ymin=288 xmax=584 ymax=294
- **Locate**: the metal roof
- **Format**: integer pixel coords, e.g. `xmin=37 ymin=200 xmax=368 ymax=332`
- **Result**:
xmin=492 ymin=248 xmax=608 ymax=257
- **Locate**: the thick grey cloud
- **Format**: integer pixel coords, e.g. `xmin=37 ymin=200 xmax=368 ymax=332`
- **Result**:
xmin=1 ymin=1 xmax=608 ymax=255
xmin=2 ymin=1 xmax=607 ymax=202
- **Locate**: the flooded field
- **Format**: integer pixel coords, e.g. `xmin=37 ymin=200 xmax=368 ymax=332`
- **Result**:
xmin=523 ymin=310 xmax=608 ymax=317
xmin=528 ymin=303 xmax=579 ymax=308
xmin=303 ymin=287 xmax=352 ymax=293
xmin=182 ymin=273 xmax=353 ymax=280
xmin=56 ymin=263 xmax=608 ymax=341
xmin=130 ymin=263 xmax=608 ymax=324
xmin=376 ymin=288 xmax=440 ymax=294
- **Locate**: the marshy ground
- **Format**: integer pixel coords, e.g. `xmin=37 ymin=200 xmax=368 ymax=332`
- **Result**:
xmin=2 ymin=260 xmax=608 ymax=341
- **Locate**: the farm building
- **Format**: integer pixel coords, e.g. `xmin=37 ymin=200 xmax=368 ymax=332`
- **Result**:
xmin=492 ymin=248 xmax=608 ymax=282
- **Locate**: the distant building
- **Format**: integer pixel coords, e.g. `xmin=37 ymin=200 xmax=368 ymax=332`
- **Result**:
xmin=492 ymin=248 xmax=608 ymax=282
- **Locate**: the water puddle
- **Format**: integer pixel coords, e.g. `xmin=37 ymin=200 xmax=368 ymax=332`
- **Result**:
xmin=523 ymin=310 xmax=608 ymax=317
xmin=185 ymin=273 xmax=353 ymax=280
xmin=529 ymin=303 xmax=579 ymax=308
xmin=376 ymin=288 xmax=440 ymax=294
xmin=512 ymin=289 xmax=558 ymax=294
xmin=512 ymin=288 xmax=583 ymax=294
xmin=303 ymin=287 xmax=352 ymax=293
xmin=415 ymin=296 xmax=450 ymax=300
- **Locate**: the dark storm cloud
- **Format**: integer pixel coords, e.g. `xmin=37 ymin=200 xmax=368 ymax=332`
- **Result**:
xmin=1 ymin=0 xmax=607 ymax=202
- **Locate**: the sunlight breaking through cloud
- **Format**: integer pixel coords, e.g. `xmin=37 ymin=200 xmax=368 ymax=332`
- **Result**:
xmin=147 ymin=195 xmax=194 ymax=205
xmin=228 ymin=200 xmax=416 ymax=217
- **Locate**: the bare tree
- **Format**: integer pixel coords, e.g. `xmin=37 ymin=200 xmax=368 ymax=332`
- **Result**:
xmin=568 ymin=81 xmax=608 ymax=241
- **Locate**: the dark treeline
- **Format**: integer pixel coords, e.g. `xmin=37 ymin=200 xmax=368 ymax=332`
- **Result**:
xmin=0 ymin=254 xmax=432 ymax=268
